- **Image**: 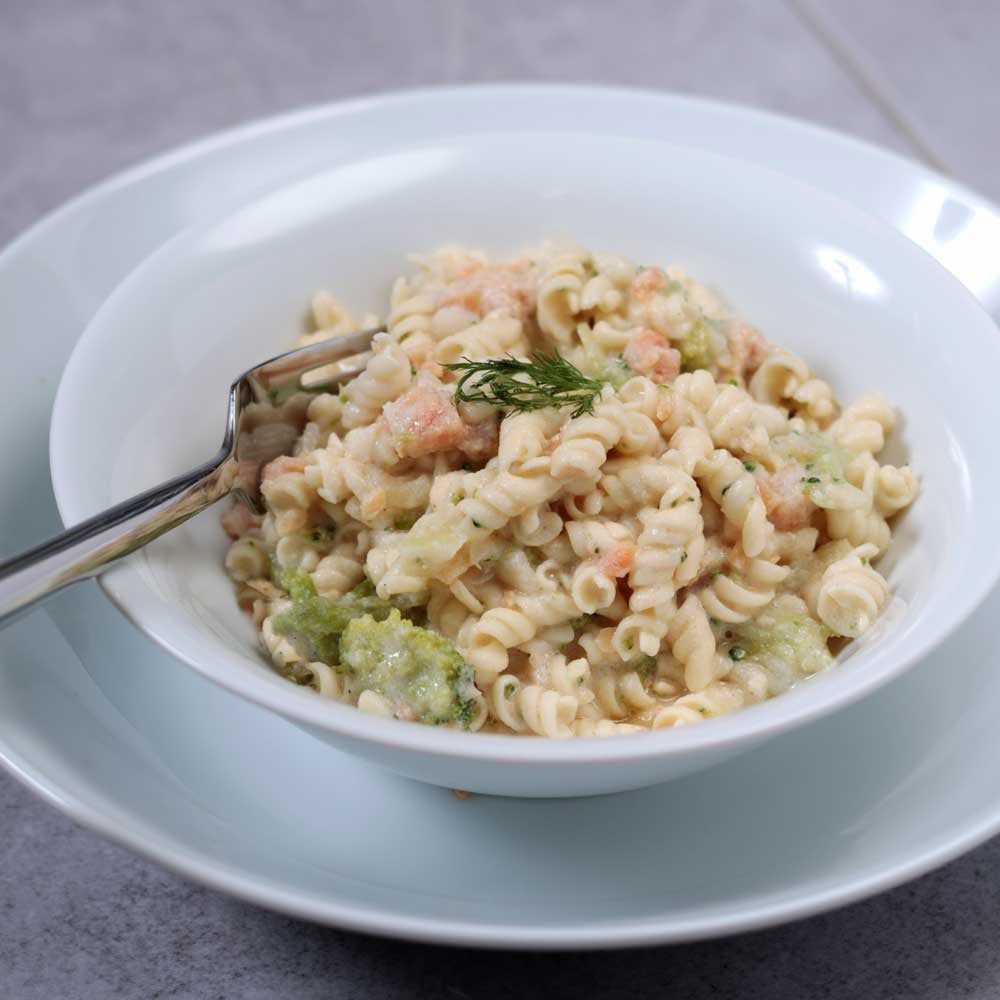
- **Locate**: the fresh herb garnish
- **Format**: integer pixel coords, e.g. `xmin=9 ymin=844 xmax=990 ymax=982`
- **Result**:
xmin=446 ymin=352 xmax=604 ymax=418
xmin=728 ymin=646 xmax=747 ymax=661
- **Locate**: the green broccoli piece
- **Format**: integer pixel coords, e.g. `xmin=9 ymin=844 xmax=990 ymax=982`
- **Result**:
xmin=771 ymin=432 xmax=868 ymax=509
xmin=340 ymin=610 xmax=479 ymax=728
xmin=270 ymin=571 xmax=398 ymax=665
xmin=678 ymin=319 xmax=716 ymax=372
xmin=733 ymin=605 xmax=833 ymax=677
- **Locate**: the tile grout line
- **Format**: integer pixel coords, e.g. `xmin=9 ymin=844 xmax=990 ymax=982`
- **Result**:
xmin=789 ymin=0 xmax=956 ymax=176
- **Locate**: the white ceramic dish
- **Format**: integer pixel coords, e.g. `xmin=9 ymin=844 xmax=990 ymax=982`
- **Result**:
xmin=50 ymin=127 xmax=1000 ymax=797
xmin=3 ymin=85 xmax=1000 ymax=945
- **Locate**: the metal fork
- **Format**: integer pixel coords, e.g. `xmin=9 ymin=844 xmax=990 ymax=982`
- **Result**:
xmin=0 ymin=328 xmax=379 ymax=627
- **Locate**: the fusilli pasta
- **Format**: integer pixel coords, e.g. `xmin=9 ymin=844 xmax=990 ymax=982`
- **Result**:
xmin=223 ymin=243 xmax=917 ymax=737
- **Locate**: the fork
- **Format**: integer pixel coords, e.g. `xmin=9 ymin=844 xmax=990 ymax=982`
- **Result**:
xmin=0 ymin=328 xmax=379 ymax=627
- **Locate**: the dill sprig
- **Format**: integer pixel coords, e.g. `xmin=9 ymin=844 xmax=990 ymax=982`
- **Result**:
xmin=446 ymin=352 xmax=605 ymax=418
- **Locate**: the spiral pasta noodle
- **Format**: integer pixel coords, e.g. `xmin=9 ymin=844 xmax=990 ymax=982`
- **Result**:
xmin=696 ymin=449 xmax=772 ymax=558
xmin=435 ymin=315 xmax=525 ymax=365
xmin=666 ymin=594 xmax=719 ymax=692
xmin=466 ymin=590 xmax=578 ymax=685
xmin=536 ymin=245 xmax=590 ymax=344
xmin=674 ymin=370 xmax=769 ymax=456
xmin=815 ymin=543 xmax=890 ymax=637
xmin=387 ymin=277 xmax=438 ymax=342
xmin=613 ymin=465 xmax=704 ymax=658
xmin=586 ymin=667 xmax=658 ymax=719
xmin=549 ymin=391 xmax=628 ymax=482
xmin=830 ymin=394 xmax=895 ymax=455
xmin=340 ymin=334 xmax=413 ymax=428
xmin=699 ymin=557 xmax=791 ymax=624
xmin=489 ymin=675 xmax=579 ymax=738
xmin=652 ymin=659 xmax=769 ymax=727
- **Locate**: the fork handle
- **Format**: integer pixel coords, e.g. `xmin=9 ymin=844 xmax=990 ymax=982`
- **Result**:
xmin=0 ymin=449 xmax=237 ymax=627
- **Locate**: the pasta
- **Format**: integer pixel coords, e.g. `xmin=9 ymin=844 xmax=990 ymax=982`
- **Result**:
xmin=223 ymin=243 xmax=917 ymax=737
xmin=488 ymin=674 xmax=579 ymax=738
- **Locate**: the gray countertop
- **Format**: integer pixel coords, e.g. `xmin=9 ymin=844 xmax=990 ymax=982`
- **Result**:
xmin=3 ymin=2 xmax=999 ymax=996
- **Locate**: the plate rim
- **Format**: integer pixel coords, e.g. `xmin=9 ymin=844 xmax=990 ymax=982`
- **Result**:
xmin=5 ymin=721 xmax=1000 ymax=950
xmin=3 ymin=82 xmax=1000 ymax=948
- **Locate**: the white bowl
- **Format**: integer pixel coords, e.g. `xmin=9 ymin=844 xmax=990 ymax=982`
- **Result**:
xmin=50 ymin=133 xmax=1000 ymax=797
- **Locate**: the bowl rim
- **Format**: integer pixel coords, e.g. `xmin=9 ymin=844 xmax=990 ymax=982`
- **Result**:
xmin=48 ymin=90 xmax=1000 ymax=767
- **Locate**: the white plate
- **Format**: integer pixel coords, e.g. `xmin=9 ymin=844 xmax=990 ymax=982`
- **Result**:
xmin=3 ymin=86 xmax=1000 ymax=946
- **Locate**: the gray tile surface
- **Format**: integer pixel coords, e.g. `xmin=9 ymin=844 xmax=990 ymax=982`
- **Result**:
xmin=3 ymin=766 xmax=1000 ymax=1000
xmin=0 ymin=0 xmax=918 ymax=241
xmin=1 ymin=1 xmax=998 ymax=997
xmin=807 ymin=0 xmax=1000 ymax=199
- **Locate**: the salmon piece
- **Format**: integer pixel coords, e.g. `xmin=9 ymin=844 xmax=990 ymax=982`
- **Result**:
xmin=630 ymin=267 xmax=667 ymax=301
xmin=458 ymin=411 xmax=500 ymax=462
xmin=261 ymin=455 xmax=308 ymax=482
xmin=383 ymin=385 xmax=466 ymax=458
xmin=623 ymin=328 xmax=682 ymax=384
xmin=730 ymin=324 xmax=770 ymax=377
xmin=438 ymin=265 xmax=535 ymax=319
xmin=599 ymin=544 xmax=637 ymax=578
xmin=758 ymin=464 xmax=816 ymax=531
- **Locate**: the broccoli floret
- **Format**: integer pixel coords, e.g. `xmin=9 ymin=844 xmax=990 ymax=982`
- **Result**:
xmin=271 ymin=571 xmax=398 ymax=665
xmin=771 ymin=433 xmax=868 ymax=509
xmin=272 ymin=563 xmax=312 ymax=601
xmin=340 ymin=610 xmax=479 ymax=728
xmin=678 ymin=319 xmax=716 ymax=372
xmin=733 ymin=604 xmax=833 ymax=677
